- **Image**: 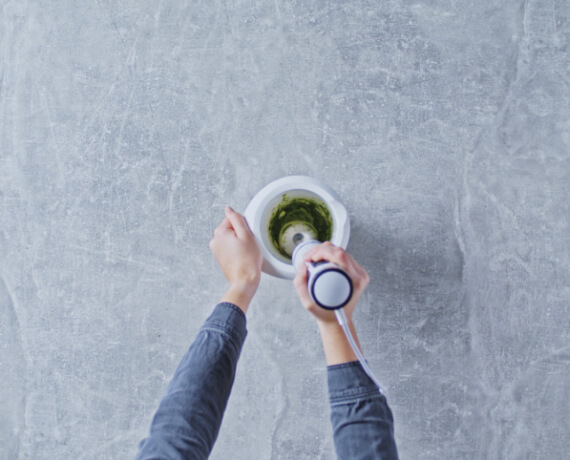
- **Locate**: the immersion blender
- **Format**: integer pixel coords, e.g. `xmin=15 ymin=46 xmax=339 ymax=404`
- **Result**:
xmin=291 ymin=238 xmax=353 ymax=310
xmin=243 ymin=176 xmax=385 ymax=394
xmin=289 ymin=230 xmax=385 ymax=394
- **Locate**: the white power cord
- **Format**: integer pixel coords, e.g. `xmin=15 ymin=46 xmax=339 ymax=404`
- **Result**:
xmin=334 ymin=308 xmax=385 ymax=395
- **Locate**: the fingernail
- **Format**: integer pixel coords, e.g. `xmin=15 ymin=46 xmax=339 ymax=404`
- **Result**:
xmin=225 ymin=206 xmax=233 ymax=213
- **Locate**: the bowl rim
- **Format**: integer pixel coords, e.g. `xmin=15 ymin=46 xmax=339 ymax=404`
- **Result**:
xmin=244 ymin=176 xmax=350 ymax=279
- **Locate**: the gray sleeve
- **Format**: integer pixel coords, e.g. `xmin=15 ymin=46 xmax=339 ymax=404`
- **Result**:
xmin=135 ymin=302 xmax=247 ymax=460
xmin=327 ymin=361 xmax=399 ymax=460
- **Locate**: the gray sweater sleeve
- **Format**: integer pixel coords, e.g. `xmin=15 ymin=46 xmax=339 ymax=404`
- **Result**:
xmin=135 ymin=302 xmax=247 ymax=460
xmin=328 ymin=362 xmax=399 ymax=460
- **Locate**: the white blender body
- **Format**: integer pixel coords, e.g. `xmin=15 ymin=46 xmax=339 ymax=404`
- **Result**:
xmin=243 ymin=176 xmax=350 ymax=279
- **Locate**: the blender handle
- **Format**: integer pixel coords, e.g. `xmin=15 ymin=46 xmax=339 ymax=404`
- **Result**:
xmin=307 ymin=263 xmax=353 ymax=310
xmin=291 ymin=239 xmax=384 ymax=393
xmin=292 ymin=240 xmax=353 ymax=310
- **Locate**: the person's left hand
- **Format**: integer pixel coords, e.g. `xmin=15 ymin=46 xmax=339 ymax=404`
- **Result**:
xmin=209 ymin=206 xmax=263 ymax=310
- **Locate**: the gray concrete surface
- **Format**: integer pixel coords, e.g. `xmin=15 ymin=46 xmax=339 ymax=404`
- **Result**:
xmin=1 ymin=1 xmax=569 ymax=459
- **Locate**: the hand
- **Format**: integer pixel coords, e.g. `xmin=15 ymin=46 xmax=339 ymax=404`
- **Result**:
xmin=209 ymin=206 xmax=263 ymax=312
xmin=293 ymin=242 xmax=370 ymax=365
xmin=293 ymin=242 xmax=369 ymax=326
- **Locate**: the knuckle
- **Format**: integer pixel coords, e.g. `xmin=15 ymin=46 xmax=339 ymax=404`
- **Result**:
xmin=304 ymin=251 xmax=316 ymax=262
xmin=336 ymin=249 xmax=348 ymax=264
xmin=358 ymin=271 xmax=370 ymax=288
xmin=306 ymin=304 xmax=318 ymax=314
xmin=294 ymin=275 xmax=307 ymax=289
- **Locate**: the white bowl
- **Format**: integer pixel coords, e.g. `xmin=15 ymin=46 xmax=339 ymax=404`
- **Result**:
xmin=244 ymin=176 xmax=351 ymax=279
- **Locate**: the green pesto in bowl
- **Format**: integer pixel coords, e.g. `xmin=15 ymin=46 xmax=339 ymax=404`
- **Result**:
xmin=268 ymin=194 xmax=333 ymax=260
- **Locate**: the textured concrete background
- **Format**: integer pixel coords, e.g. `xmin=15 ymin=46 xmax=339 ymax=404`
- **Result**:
xmin=1 ymin=1 xmax=569 ymax=459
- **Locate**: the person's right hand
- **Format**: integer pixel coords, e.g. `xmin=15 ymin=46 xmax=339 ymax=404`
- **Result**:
xmin=293 ymin=242 xmax=369 ymax=326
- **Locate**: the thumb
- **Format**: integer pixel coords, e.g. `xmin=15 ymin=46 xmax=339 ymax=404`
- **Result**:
xmin=293 ymin=262 xmax=313 ymax=308
xmin=225 ymin=206 xmax=251 ymax=239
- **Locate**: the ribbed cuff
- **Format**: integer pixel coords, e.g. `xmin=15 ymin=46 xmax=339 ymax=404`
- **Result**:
xmin=327 ymin=361 xmax=383 ymax=405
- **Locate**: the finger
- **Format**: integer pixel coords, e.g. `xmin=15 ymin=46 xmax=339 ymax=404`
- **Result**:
xmin=305 ymin=244 xmax=363 ymax=282
xmin=224 ymin=206 xmax=251 ymax=239
xmin=354 ymin=261 xmax=368 ymax=279
xmin=302 ymin=241 xmax=333 ymax=262
xmin=305 ymin=244 xmax=347 ymax=267
xmin=214 ymin=216 xmax=234 ymax=236
xmin=293 ymin=263 xmax=313 ymax=308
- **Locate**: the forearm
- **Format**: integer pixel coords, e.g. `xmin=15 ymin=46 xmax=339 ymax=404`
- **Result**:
xmin=218 ymin=282 xmax=256 ymax=314
xmin=136 ymin=302 xmax=247 ymax=460
xmin=317 ymin=319 xmax=361 ymax=365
